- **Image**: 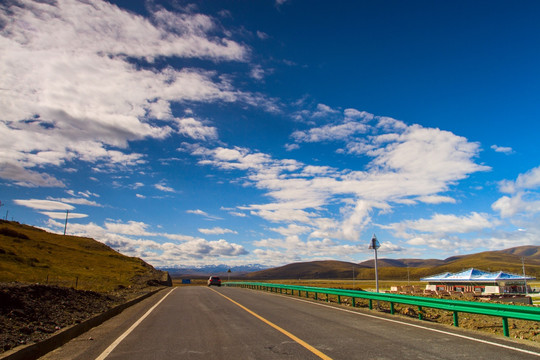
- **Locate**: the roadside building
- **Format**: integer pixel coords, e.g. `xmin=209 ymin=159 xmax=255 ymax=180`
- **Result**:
xmin=421 ymin=268 xmax=535 ymax=295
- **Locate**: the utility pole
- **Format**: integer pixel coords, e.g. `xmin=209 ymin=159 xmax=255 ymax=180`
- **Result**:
xmin=63 ymin=210 xmax=69 ymax=235
xmin=522 ymin=257 xmax=529 ymax=295
xmin=352 ymin=266 xmax=355 ymax=290
xmin=369 ymin=234 xmax=380 ymax=293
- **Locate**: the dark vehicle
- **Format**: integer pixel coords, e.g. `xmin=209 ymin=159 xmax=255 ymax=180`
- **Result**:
xmin=207 ymin=276 xmax=221 ymax=286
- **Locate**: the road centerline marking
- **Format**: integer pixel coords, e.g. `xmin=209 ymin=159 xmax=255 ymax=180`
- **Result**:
xmin=209 ymin=287 xmax=333 ymax=360
xmin=95 ymin=287 xmax=176 ymax=360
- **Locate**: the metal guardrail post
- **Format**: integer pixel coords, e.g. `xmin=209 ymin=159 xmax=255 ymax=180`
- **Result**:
xmin=502 ymin=317 xmax=509 ymax=337
xmin=453 ymin=311 xmax=459 ymax=327
xmin=338 ymin=295 xmax=341 ymax=304
xmin=352 ymin=297 xmax=356 ymax=308
xmin=369 ymin=299 xmax=373 ymax=309
xmin=390 ymin=302 xmax=395 ymax=315
xmin=418 ymin=306 xmax=423 ymax=320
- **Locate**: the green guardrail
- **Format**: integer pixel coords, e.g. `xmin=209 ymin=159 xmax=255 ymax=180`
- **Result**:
xmin=224 ymin=281 xmax=540 ymax=337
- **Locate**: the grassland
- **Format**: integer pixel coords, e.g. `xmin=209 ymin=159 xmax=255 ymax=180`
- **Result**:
xmin=246 ymin=247 xmax=540 ymax=281
xmin=228 ymin=278 xmax=540 ymax=292
xmin=0 ymin=220 xmax=165 ymax=292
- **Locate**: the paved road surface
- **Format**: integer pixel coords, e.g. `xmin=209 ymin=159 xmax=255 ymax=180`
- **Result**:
xmin=41 ymin=286 xmax=540 ymax=359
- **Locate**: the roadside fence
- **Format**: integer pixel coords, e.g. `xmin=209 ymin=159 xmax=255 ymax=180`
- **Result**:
xmin=225 ymin=281 xmax=540 ymax=337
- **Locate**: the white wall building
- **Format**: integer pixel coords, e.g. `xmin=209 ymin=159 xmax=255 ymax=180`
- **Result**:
xmin=421 ymin=268 xmax=535 ymax=295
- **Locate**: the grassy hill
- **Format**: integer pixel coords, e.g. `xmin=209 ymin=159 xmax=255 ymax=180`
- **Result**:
xmin=247 ymin=246 xmax=540 ymax=281
xmin=0 ymin=220 xmax=168 ymax=292
xmin=246 ymin=260 xmax=366 ymax=280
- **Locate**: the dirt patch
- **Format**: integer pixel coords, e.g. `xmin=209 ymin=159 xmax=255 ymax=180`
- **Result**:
xmin=356 ymin=300 xmax=540 ymax=341
xmin=0 ymin=282 xmax=161 ymax=353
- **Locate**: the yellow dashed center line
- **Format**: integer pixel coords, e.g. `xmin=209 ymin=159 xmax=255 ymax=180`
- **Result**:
xmin=209 ymin=287 xmax=333 ymax=360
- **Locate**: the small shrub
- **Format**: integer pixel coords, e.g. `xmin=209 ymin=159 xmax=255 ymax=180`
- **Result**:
xmin=0 ymin=227 xmax=30 ymax=240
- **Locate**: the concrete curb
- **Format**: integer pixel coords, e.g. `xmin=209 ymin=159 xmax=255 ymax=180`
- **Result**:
xmin=0 ymin=287 xmax=168 ymax=360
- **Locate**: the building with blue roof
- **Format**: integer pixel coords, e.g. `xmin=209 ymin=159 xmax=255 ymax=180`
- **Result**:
xmin=421 ymin=268 xmax=535 ymax=295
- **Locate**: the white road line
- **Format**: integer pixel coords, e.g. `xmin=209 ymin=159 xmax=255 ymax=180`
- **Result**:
xmin=95 ymin=288 xmax=176 ymax=360
xmin=281 ymin=294 xmax=540 ymax=357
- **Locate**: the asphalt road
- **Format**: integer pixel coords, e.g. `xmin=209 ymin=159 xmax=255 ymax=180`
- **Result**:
xmin=40 ymin=286 xmax=540 ymax=360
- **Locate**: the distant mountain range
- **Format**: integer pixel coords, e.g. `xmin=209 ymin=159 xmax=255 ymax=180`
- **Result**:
xmin=243 ymin=245 xmax=540 ymax=280
xmin=160 ymin=246 xmax=540 ymax=280
xmin=6 ymin=219 xmax=537 ymax=284
xmin=159 ymin=264 xmax=269 ymax=278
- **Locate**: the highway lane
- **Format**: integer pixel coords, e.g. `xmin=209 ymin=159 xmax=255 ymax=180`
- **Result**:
xmin=98 ymin=287 xmax=320 ymax=360
xmin=40 ymin=286 xmax=540 ymax=359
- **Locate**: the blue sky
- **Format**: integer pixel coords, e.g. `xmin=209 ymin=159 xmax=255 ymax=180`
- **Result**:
xmin=2 ymin=0 xmax=540 ymax=268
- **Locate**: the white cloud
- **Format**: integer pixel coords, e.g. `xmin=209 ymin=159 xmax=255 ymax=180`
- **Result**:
xmin=44 ymin=218 xmax=248 ymax=266
xmin=40 ymin=211 xmax=88 ymax=219
xmin=187 ymin=209 xmax=222 ymax=220
xmin=188 ymin=111 xmax=489 ymax=244
xmin=250 ymin=65 xmax=266 ymax=80
xmin=199 ymin=227 xmax=238 ymax=235
xmin=14 ymin=199 xmax=74 ymax=211
xmin=105 ymin=220 xmax=157 ymax=236
xmin=229 ymin=211 xmax=247 ymax=217
xmin=132 ymin=183 xmax=144 ymax=189
xmin=337 ymin=200 xmax=386 ymax=241
xmin=253 ymin=235 xmax=361 ymax=263
xmin=284 ymin=143 xmax=300 ymax=151
xmin=175 ymin=117 xmax=218 ymax=141
xmin=379 ymin=242 xmax=407 ymax=253
xmin=187 ymin=209 xmax=209 ymax=216
xmin=256 ymin=31 xmax=269 ymax=40
xmin=47 ymin=197 xmax=102 ymax=207
xmin=154 ymin=183 xmax=176 ymax=193
xmin=312 ymin=103 xmax=339 ymax=118
xmin=0 ymin=0 xmax=271 ymax=187
xmin=492 ymin=193 xmax=540 ymax=218
xmin=344 ymin=109 xmax=374 ymax=121
xmin=387 ymin=212 xmax=492 ymax=238
xmin=491 ymin=145 xmax=514 ymax=154
xmin=269 ymin=224 xmax=312 ymax=236
xmin=492 ymin=166 xmax=540 ymax=219
xmin=366 ymin=125 xmax=489 ymax=182
xmin=292 ymin=120 xmax=368 ymax=143
xmin=0 ymin=162 xmax=65 ymax=188
xmin=498 ymin=166 xmax=540 ymax=194
xmin=415 ymin=195 xmax=456 ymax=204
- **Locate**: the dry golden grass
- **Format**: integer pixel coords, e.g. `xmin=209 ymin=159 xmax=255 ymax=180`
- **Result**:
xmin=256 ymin=278 xmax=423 ymax=291
xmin=0 ymin=221 xmax=162 ymax=292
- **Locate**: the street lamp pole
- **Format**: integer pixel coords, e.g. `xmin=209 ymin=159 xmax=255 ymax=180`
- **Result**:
xmin=352 ymin=266 xmax=355 ymax=290
xmin=369 ymin=234 xmax=380 ymax=293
